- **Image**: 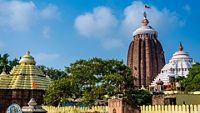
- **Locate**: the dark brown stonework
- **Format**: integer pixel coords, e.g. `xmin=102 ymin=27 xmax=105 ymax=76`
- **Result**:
xmin=152 ymin=94 xmax=176 ymax=105
xmin=128 ymin=34 xmax=165 ymax=87
xmin=0 ymin=89 xmax=44 ymax=113
xmin=127 ymin=13 xmax=165 ymax=88
xmin=152 ymin=95 xmax=165 ymax=105
xmin=108 ymin=98 xmax=140 ymax=113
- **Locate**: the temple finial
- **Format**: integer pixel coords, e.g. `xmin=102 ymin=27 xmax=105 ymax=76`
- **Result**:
xmin=144 ymin=11 xmax=147 ymax=19
xmin=179 ymin=42 xmax=183 ymax=51
xmin=26 ymin=51 xmax=30 ymax=55
xmin=141 ymin=12 xmax=149 ymax=26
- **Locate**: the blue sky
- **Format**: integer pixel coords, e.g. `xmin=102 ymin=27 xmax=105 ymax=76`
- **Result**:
xmin=0 ymin=0 xmax=199 ymax=69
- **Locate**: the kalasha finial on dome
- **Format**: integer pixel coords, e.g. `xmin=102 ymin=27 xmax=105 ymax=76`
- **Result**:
xmin=26 ymin=51 xmax=30 ymax=55
xmin=141 ymin=12 xmax=149 ymax=26
xmin=179 ymin=42 xmax=183 ymax=51
xmin=19 ymin=51 xmax=36 ymax=65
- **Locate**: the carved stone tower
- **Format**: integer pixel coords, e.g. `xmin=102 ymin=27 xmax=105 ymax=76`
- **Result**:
xmin=127 ymin=12 xmax=165 ymax=87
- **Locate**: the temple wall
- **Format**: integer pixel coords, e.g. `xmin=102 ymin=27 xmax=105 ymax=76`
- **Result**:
xmin=140 ymin=105 xmax=200 ymax=113
xmin=108 ymin=98 xmax=140 ymax=113
xmin=0 ymin=89 xmax=44 ymax=113
xmin=176 ymin=94 xmax=200 ymax=105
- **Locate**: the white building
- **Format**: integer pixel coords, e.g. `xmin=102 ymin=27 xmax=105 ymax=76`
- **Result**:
xmin=150 ymin=43 xmax=195 ymax=89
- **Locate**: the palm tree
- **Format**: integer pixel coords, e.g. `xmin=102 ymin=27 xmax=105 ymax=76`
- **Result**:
xmin=0 ymin=53 xmax=10 ymax=73
xmin=0 ymin=53 xmax=19 ymax=73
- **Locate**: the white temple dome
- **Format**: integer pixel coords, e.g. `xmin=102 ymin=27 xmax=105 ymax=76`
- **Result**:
xmin=170 ymin=51 xmax=191 ymax=60
xmin=133 ymin=12 xmax=157 ymax=36
xmin=151 ymin=43 xmax=195 ymax=87
xmin=133 ymin=26 xmax=157 ymax=36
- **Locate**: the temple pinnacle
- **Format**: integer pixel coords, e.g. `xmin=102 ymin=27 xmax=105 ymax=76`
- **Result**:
xmin=141 ymin=12 xmax=149 ymax=26
xmin=179 ymin=42 xmax=183 ymax=51
xmin=144 ymin=12 xmax=147 ymax=19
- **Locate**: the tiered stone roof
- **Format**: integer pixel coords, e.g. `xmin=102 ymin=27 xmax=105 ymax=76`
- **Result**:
xmin=151 ymin=43 xmax=195 ymax=87
xmin=0 ymin=51 xmax=51 ymax=90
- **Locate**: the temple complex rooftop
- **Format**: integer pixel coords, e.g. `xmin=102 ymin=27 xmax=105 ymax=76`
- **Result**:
xmin=0 ymin=51 xmax=51 ymax=90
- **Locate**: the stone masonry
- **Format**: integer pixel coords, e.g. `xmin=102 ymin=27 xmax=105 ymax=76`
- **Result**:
xmin=127 ymin=12 xmax=165 ymax=88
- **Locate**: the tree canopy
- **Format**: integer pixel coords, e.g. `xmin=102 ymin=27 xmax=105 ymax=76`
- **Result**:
xmin=0 ymin=53 xmax=19 ymax=73
xmin=125 ymin=89 xmax=152 ymax=105
xmin=38 ymin=65 xmax=66 ymax=80
xmin=44 ymin=58 xmax=152 ymax=106
xmin=181 ymin=63 xmax=200 ymax=92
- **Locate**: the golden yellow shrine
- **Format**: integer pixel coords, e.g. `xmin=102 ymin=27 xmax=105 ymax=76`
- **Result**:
xmin=0 ymin=51 xmax=51 ymax=90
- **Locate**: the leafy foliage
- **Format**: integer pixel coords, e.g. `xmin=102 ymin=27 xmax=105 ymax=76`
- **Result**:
xmin=44 ymin=58 xmax=152 ymax=106
xmin=125 ymin=89 xmax=152 ymax=105
xmin=44 ymin=76 xmax=79 ymax=106
xmin=0 ymin=53 xmax=19 ymax=73
xmin=175 ymin=76 xmax=186 ymax=82
xmin=181 ymin=63 xmax=200 ymax=91
xmin=38 ymin=65 xmax=66 ymax=80
xmin=65 ymin=58 xmax=134 ymax=104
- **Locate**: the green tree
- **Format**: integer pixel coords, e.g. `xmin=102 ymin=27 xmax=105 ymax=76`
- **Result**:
xmin=65 ymin=58 xmax=134 ymax=105
xmin=181 ymin=63 xmax=200 ymax=92
xmin=44 ymin=58 xmax=152 ymax=106
xmin=38 ymin=65 xmax=66 ymax=80
xmin=0 ymin=54 xmax=19 ymax=73
xmin=44 ymin=58 xmax=134 ymax=106
xmin=44 ymin=76 xmax=79 ymax=106
xmin=125 ymin=89 xmax=152 ymax=105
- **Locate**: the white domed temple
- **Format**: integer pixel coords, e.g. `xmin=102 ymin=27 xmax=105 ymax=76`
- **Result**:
xmin=150 ymin=43 xmax=195 ymax=90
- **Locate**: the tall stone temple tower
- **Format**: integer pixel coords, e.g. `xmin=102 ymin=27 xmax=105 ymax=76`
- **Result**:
xmin=127 ymin=12 xmax=165 ymax=88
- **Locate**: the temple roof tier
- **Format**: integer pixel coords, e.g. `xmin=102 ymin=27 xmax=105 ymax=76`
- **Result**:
xmin=0 ymin=51 xmax=51 ymax=90
xmin=151 ymin=43 xmax=195 ymax=87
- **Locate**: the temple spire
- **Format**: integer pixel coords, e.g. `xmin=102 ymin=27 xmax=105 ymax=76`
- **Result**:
xmin=179 ymin=42 xmax=183 ymax=51
xmin=144 ymin=12 xmax=147 ymax=19
xmin=141 ymin=12 xmax=149 ymax=26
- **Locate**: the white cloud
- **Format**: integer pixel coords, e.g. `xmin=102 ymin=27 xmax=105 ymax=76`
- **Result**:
xmin=42 ymin=26 xmax=51 ymax=39
xmin=0 ymin=1 xmax=58 ymax=31
xmin=34 ymin=53 xmax=60 ymax=61
xmin=121 ymin=1 xmax=184 ymax=37
xmin=102 ymin=39 xmax=123 ymax=50
xmin=74 ymin=6 xmax=118 ymax=38
xmin=74 ymin=1 xmax=185 ymax=49
xmin=40 ymin=4 xmax=59 ymax=20
xmin=0 ymin=1 xmax=36 ymax=31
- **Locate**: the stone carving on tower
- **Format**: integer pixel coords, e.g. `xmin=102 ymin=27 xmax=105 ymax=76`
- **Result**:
xmin=127 ymin=12 xmax=165 ymax=88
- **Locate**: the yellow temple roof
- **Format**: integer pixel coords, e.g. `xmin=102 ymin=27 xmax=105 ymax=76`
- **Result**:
xmin=0 ymin=51 xmax=51 ymax=90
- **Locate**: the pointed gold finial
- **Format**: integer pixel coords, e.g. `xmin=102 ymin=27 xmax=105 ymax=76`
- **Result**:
xmin=179 ymin=42 xmax=183 ymax=51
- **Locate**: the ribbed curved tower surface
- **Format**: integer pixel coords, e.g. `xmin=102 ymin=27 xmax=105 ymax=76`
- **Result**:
xmin=127 ymin=12 xmax=165 ymax=87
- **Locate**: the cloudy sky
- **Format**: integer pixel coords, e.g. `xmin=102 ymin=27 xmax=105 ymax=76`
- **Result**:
xmin=0 ymin=0 xmax=199 ymax=69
